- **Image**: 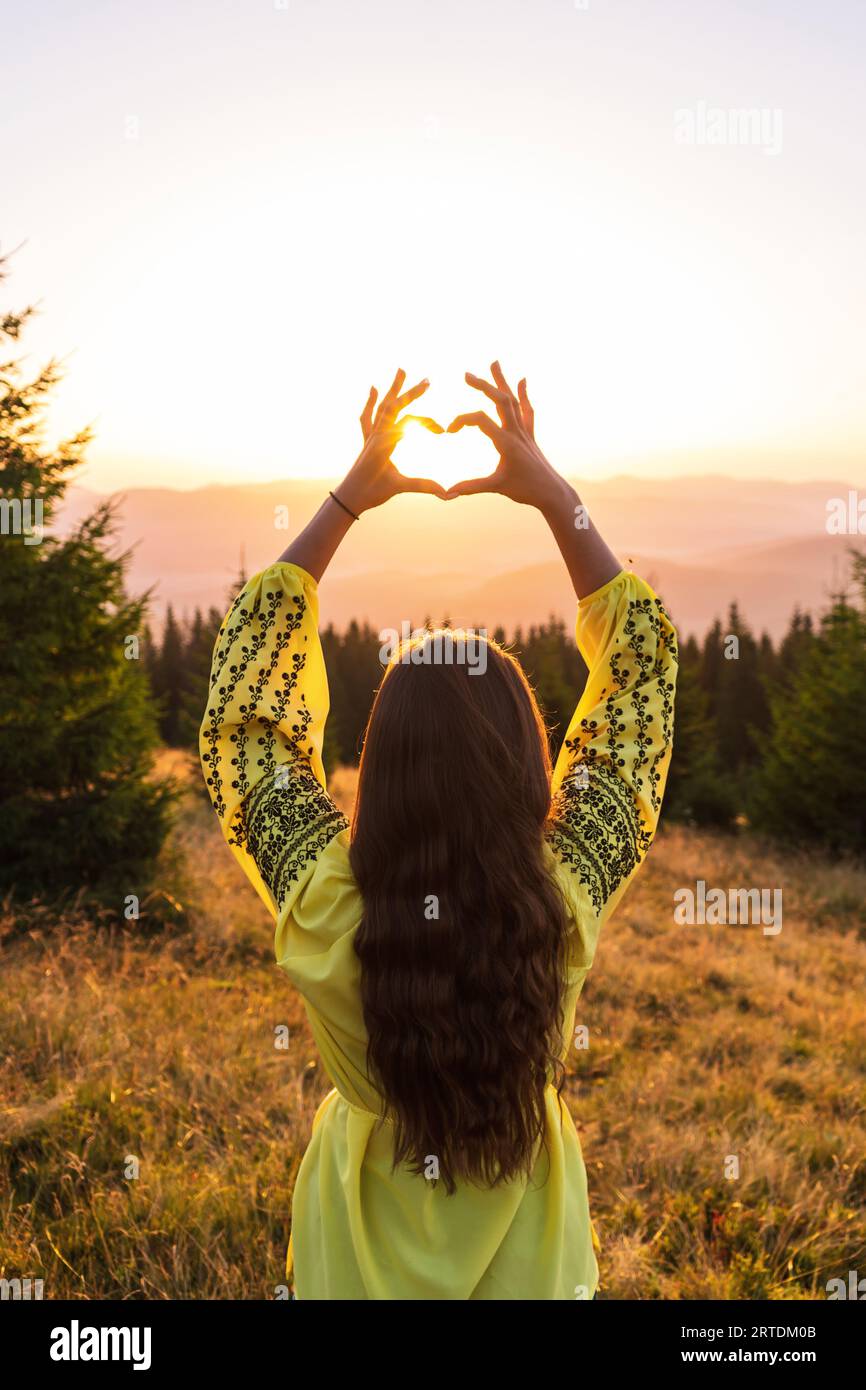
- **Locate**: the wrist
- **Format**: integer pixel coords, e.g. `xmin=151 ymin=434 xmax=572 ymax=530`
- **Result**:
xmin=537 ymin=473 xmax=578 ymax=522
xmin=336 ymin=466 xmax=372 ymax=517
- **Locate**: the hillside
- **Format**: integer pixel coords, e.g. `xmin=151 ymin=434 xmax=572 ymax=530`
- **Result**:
xmin=2 ymin=762 xmax=864 ymax=1299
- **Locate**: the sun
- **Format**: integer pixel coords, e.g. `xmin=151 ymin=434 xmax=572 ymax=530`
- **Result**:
xmin=394 ymin=415 xmax=498 ymax=492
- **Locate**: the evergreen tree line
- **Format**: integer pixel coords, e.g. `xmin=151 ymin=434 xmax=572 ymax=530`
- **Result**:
xmin=147 ymin=609 xmax=590 ymax=772
xmin=142 ymin=603 xmax=229 ymax=750
xmin=149 ymin=565 xmax=866 ymax=856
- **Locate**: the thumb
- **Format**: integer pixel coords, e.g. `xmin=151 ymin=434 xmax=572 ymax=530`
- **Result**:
xmin=397 ymin=475 xmax=449 ymax=499
xmin=445 ymin=476 xmax=498 ymax=499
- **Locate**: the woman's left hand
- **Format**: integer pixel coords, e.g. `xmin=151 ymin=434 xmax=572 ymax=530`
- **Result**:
xmin=337 ymin=370 xmax=447 ymax=514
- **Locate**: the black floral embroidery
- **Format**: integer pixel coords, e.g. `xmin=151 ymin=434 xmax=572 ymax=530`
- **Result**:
xmin=547 ymin=761 xmax=646 ymax=914
xmin=234 ymin=758 xmax=348 ymax=908
xmin=201 ymin=586 xmax=286 ymax=819
xmin=201 ymin=577 xmax=347 ymax=905
xmin=546 ymin=592 xmax=677 ymax=912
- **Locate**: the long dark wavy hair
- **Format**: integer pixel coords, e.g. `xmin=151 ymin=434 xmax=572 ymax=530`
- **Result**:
xmin=350 ymin=629 xmax=570 ymax=1193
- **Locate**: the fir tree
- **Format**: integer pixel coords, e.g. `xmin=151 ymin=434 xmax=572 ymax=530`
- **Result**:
xmin=177 ymin=606 xmax=223 ymax=749
xmin=750 ymin=552 xmax=866 ymax=854
xmin=777 ymin=608 xmax=816 ymax=688
xmin=0 ymin=254 xmax=174 ymax=896
xmin=664 ymin=655 xmax=736 ymax=828
xmin=703 ymin=604 xmax=770 ymax=776
xmin=154 ymin=605 xmax=185 ymax=745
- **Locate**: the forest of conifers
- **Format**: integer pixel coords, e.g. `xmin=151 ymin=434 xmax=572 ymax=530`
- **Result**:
xmin=144 ymin=556 xmax=866 ymax=857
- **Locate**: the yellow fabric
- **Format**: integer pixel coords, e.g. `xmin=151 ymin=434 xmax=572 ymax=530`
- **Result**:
xmin=201 ymin=561 xmax=677 ymax=1300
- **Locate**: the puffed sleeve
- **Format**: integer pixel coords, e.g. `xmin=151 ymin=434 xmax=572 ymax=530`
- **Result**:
xmin=199 ymin=561 xmax=349 ymax=920
xmin=546 ymin=570 xmax=678 ymax=930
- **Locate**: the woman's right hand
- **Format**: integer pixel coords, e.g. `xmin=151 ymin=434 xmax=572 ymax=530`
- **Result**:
xmin=445 ymin=361 xmax=570 ymax=512
xmin=338 ymin=369 xmax=447 ymax=516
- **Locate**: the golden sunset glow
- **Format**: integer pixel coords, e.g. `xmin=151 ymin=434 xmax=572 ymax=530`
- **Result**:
xmin=5 ymin=0 xmax=866 ymax=491
xmin=395 ymin=414 xmax=496 ymax=493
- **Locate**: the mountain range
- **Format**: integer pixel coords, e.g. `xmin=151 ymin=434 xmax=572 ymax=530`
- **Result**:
xmin=57 ymin=474 xmax=861 ymax=639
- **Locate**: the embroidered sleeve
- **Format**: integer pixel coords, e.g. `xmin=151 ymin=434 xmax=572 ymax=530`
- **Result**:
xmin=546 ymin=570 xmax=678 ymax=916
xmin=199 ymin=561 xmax=348 ymax=918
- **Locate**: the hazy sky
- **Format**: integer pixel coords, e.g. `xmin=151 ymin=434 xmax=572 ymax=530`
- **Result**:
xmin=4 ymin=0 xmax=865 ymax=491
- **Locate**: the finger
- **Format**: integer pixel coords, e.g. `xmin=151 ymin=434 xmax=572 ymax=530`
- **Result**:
xmin=465 ymin=373 xmax=520 ymax=431
xmin=446 ymin=410 xmax=503 ymax=443
xmin=490 ymin=361 xmax=522 ymax=431
xmin=360 ymin=386 xmax=377 ymax=440
xmin=517 ymin=378 xmax=535 ymax=438
xmin=445 ymin=475 xmax=500 ymax=498
xmin=465 ymin=372 xmax=502 ymax=403
xmin=398 ymin=413 xmax=444 ymax=434
xmin=490 ymin=360 xmax=518 ymax=399
xmin=396 ymin=474 xmax=449 ymax=499
xmin=385 ymin=366 xmax=406 ymax=400
xmin=395 ymin=378 xmax=430 ymax=411
xmin=374 ymin=367 xmax=407 ymax=427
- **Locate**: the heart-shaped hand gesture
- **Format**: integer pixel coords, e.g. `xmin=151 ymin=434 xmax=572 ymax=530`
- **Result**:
xmin=337 ymin=360 xmax=566 ymax=517
xmin=283 ymin=361 xmax=619 ymax=592
xmin=337 ymin=370 xmax=448 ymax=516
xmin=445 ymin=361 xmax=564 ymax=511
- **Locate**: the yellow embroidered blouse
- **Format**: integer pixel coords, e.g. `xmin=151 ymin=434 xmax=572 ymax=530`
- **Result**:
xmin=200 ymin=561 xmax=677 ymax=1300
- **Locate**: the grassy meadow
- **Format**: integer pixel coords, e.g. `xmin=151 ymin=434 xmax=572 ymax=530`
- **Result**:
xmin=2 ymin=756 xmax=865 ymax=1300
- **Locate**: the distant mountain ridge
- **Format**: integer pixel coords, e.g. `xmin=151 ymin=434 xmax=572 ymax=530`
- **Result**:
xmin=56 ymin=475 xmax=861 ymax=638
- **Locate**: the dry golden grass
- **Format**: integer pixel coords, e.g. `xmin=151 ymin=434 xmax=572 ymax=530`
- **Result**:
xmin=570 ymin=824 xmax=866 ymax=1298
xmin=1 ymin=761 xmax=864 ymax=1299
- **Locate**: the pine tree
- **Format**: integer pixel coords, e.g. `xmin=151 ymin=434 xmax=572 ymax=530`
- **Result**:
xmin=699 ymin=618 xmax=725 ymax=706
xmin=663 ymin=654 xmax=736 ymax=827
xmin=337 ymin=619 xmax=387 ymax=762
xmin=750 ymin=552 xmax=866 ymax=854
xmin=703 ymin=604 xmax=770 ymax=776
xmin=177 ymin=607 xmax=223 ymax=748
xmin=153 ymin=605 xmax=186 ymax=745
xmin=0 ymin=254 xmax=174 ymax=896
xmin=777 ymin=608 xmax=816 ymax=688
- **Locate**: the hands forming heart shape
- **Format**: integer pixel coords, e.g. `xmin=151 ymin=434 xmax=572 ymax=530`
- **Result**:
xmin=336 ymin=362 xmax=568 ymax=517
xmin=283 ymin=359 xmax=620 ymax=596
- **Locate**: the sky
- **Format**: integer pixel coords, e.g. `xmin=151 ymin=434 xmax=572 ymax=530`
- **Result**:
xmin=4 ymin=0 xmax=866 ymax=492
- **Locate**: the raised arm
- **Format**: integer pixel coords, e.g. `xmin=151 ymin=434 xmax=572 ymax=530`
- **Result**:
xmin=446 ymin=360 xmax=621 ymax=600
xmin=279 ymin=368 xmax=445 ymax=581
xmin=200 ymin=370 xmax=446 ymax=918
xmin=548 ymin=571 xmax=677 ymax=920
xmin=447 ymin=361 xmax=678 ymax=926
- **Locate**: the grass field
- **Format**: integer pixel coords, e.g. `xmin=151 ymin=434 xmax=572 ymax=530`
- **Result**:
xmin=2 ymin=758 xmax=865 ymax=1300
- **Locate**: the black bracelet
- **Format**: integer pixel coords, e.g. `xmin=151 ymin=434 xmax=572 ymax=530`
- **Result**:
xmin=329 ymin=490 xmax=360 ymax=523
